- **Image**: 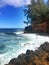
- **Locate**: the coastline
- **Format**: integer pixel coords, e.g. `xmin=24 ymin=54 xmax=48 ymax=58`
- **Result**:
xmin=5 ymin=42 xmax=49 ymax=65
xmin=0 ymin=32 xmax=49 ymax=65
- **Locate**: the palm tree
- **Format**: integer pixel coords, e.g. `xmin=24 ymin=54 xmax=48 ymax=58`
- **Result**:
xmin=47 ymin=0 xmax=49 ymax=6
xmin=24 ymin=0 xmax=49 ymax=24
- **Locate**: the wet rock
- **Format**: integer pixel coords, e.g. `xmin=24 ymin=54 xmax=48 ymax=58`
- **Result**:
xmin=24 ymin=25 xmax=33 ymax=33
xmin=6 ymin=42 xmax=49 ymax=65
xmin=26 ymin=50 xmax=35 ymax=63
xmin=39 ymin=42 xmax=49 ymax=52
xmin=45 ymin=55 xmax=49 ymax=61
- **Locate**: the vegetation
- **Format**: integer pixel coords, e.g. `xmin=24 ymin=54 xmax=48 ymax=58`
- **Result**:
xmin=24 ymin=0 xmax=49 ymax=25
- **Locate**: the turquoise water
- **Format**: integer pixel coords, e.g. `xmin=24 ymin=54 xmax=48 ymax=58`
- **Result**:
xmin=0 ymin=33 xmax=49 ymax=65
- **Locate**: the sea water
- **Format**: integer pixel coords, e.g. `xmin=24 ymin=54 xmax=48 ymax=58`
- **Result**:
xmin=0 ymin=32 xmax=49 ymax=65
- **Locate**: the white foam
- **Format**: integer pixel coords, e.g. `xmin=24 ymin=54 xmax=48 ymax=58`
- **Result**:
xmin=0 ymin=33 xmax=49 ymax=65
xmin=14 ymin=31 xmax=24 ymax=34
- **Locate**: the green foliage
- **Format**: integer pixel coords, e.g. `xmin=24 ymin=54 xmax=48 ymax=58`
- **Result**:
xmin=24 ymin=0 xmax=49 ymax=25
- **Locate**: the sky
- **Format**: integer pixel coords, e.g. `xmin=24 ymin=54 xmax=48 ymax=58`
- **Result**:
xmin=0 ymin=0 xmax=47 ymax=28
xmin=0 ymin=0 xmax=31 ymax=28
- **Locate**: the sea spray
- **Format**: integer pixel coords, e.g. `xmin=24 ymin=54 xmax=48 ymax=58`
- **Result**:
xmin=0 ymin=33 xmax=49 ymax=65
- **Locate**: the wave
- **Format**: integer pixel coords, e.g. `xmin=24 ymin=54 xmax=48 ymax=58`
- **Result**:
xmin=0 ymin=33 xmax=6 ymax=35
xmin=0 ymin=28 xmax=24 ymax=35
xmin=0 ymin=33 xmax=49 ymax=65
xmin=0 ymin=32 xmax=19 ymax=35
xmin=14 ymin=31 xmax=24 ymax=34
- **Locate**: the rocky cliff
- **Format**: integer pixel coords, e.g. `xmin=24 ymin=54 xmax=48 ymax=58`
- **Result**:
xmin=24 ymin=22 xmax=49 ymax=34
xmin=5 ymin=42 xmax=49 ymax=65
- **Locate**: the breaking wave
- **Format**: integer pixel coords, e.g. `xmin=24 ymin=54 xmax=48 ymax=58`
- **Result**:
xmin=0 ymin=33 xmax=49 ymax=65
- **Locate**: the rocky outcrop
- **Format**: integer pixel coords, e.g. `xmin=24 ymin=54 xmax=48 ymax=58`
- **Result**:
xmin=5 ymin=42 xmax=49 ymax=65
xmin=24 ymin=21 xmax=49 ymax=34
xmin=24 ymin=25 xmax=33 ymax=33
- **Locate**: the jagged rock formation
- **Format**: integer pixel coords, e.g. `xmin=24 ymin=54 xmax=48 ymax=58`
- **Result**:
xmin=24 ymin=21 xmax=49 ymax=34
xmin=5 ymin=42 xmax=49 ymax=65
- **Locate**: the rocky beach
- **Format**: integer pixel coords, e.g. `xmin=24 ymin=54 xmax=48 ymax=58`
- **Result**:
xmin=6 ymin=42 xmax=49 ymax=65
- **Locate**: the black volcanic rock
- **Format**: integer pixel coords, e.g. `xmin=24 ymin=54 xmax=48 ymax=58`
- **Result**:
xmin=39 ymin=42 xmax=49 ymax=52
xmin=24 ymin=26 xmax=33 ymax=33
xmin=26 ymin=50 xmax=35 ymax=63
xmin=5 ymin=42 xmax=49 ymax=65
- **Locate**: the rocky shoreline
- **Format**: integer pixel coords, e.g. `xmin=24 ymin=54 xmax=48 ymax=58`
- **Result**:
xmin=24 ymin=21 xmax=49 ymax=35
xmin=5 ymin=42 xmax=49 ymax=65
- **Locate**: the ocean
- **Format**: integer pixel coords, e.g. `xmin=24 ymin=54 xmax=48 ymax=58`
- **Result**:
xmin=0 ymin=28 xmax=49 ymax=65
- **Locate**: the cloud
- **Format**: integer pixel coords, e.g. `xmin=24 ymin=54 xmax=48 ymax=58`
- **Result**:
xmin=0 ymin=0 xmax=31 ymax=7
xmin=0 ymin=0 xmax=6 ymax=7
